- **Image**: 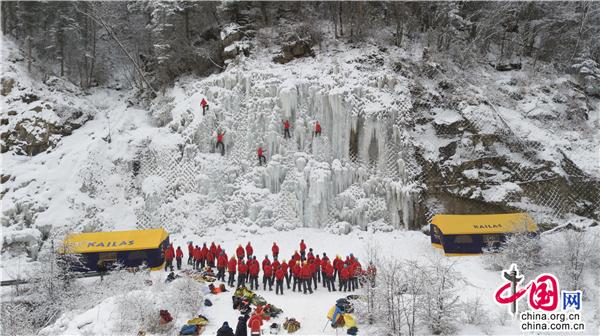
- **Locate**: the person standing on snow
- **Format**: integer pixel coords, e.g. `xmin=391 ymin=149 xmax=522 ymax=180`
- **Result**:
xmin=200 ymin=98 xmax=209 ymax=115
xmin=301 ymin=262 xmax=313 ymax=294
xmin=187 ymin=242 xmax=194 ymax=265
xmin=291 ymin=262 xmax=301 ymax=292
xmin=309 ymin=259 xmax=318 ymax=290
xmin=281 ymin=259 xmax=290 ymax=289
xmin=315 ymin=254 xmax=322 ymax=283
xmin=237 ymin=260 xmax=248 ymax=288
xmin=228 ymin=256 xmax=237 ymax=287
xmin=275 ymin=266 xmax=285 ymax=295
xmin=201 ymin=243 xmax=209 ymax=268
xmin=193 ymin=245 xmax=201 ymax=270
xmin=235 ymin=314 xmax=249 ymax=336
xmin=263 ymin=263 xmax=273 ymax=291
xmin=164 ymin=243 xmax=175 ymax=272
xmin=271 ymin=242 xmax=279 ymax=258
xmin=246 ymin=242 xmax=254 ymax=259
xmin=324 ymin=260 xmax=336 ymax=292
xmin=315 ymin=121 xmax=321 ymax=136
xmin=217 ymin=252 xmax=228 ymax=281
xmin=299 ymin=239 xmax=307 ymax=261
xmin=216 ymin=130 xmax=226 ymax=156
xmin=217 ymin=321 xmax=234 ymax=336
xmin=236 ymin=244 xmax=245 ymax=260
xmin=257 ymin=147 xmax=266 ymax=166
xmin=340 ymin=264 xmax=350 ymax=292
xmin=248 ymin=256 xmax=260 ymax=290
xmin=175 ymin=246 xmax=184 ymax=270
xmin=283 ymin=119 xmax=291 ymax=139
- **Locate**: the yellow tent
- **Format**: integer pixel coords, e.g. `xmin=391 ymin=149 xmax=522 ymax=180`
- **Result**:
xmin=63 ymin=228 xmax=169 ymax=253
xmin=62 ymin=228 xmax=170 ymax=271
xmin=430 ymin=213 xmax=537 ymax=255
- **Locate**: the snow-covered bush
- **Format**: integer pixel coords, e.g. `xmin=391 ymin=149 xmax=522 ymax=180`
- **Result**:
xmin=114 ymin=290 xmax=160 ymax=334
xmin=545 ymin=230 xmax=599 ymax=292
xmin=484 ymin=232 xmax=545 ymax=277
xmin=459 ymin=296 xmax=490 ymax=327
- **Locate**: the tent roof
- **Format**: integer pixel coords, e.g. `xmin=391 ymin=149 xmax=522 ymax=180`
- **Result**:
xmin=62 ymin=228 xmax=169 ymax=254
xmin=431 ymin=213 xmax=536 ymax=235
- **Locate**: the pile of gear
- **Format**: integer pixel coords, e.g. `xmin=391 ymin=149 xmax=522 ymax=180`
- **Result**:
xmin=327 ymin=297 xmax=358 ymax=335
xmin=232 ymin=286 xmax=283 ymax=317
xmin=181 ymin=267 xmax=217 ymax=283
xmin=179 ymin=315 xmax=210 ymax=335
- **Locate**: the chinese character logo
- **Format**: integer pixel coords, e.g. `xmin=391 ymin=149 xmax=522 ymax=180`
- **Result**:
xmin=562 ymin=290 xmax=582 ymax=311
xmin=494 ymin=264 xmax=560 ymax=314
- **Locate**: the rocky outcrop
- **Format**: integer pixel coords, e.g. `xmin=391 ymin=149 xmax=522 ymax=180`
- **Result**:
xmin=273 ymin=37 xmax=314 ymax=64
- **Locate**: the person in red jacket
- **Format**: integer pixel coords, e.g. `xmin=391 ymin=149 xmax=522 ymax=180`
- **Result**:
xmin=236 ymin=244 xmax=245 ymax=260
xmin=209 ymin=242 xmax=217 ymax=256
xmin=200 ymin=98 xmax=208 ymax=115
xmin=248 ymin=313 xmax=263 ymax=336
xmin=292 ymin=263 xmax=301 ymax=292
xmin=216 ymin=130 xmax=225 ymax=156
xmin=315 ymin=255 xmax=322 ymax=283
xmin=200 ymin=243 xmax=209 ymax=268
xmin=340 ymin=264 xmax=350 ymax=292
xmin=301 ymin=262 xmax=313 ymax=294
xmin=263 ymin=263 xmax=273 ymax=291
xmin=187 ymin=242 xmax=194 ymax=266
xmin=193 ymin=245 xmax=201 ymax=270
xmin=216 ymin=244 xmax=222 ymax=257
xmin=164 ymin=243 xmax=175 ymax=272
xmin=309 ymin=259 xmax=318 ymax=290
xmin=280 ymin=259 xmax=290 ymax=289
xmin=271 ymin=259 xmax=280 ymax=273
xmin=217 ymin=252 xmax=228 ymax=281
xmin=271 ymin=242 xmax=279 ymax=258
xmin=315 ymin=121 xmax=321 ymax=136
xmin=307 ymin=248 xmax=315 ymax=263
xmin=237 ymin=260 xmax=248 ymax=288
xmin=175 ymin=246 xmax=184 ymax=270
xmin=227 ymin=256 xmax=237 ymax=287
xmin=333 ymin=255 xmax=343 ymax=282
xmin=323 ymin=261 xmax=336 ymax=292
xmin=246 ymin=242 xmax=254 ymax=259
xmin=299 ymin=240 xmax=307 ymax=261
xmin=248 ymin=256 xmax=260 ymax=291
xmin=257 ymin=146 xmax=266 ymax=166
xmin=206 ymin=250 xmax=215 ymax=268
xmin=262 ymin=255 xmax=271 ymax=269
xmin=347 ymin=262 xmax=356 ymax=291
xmin=283 ymin=119 xmax=291 ymax=139
xmin=275 ymin=266 xmax=285 ymax=295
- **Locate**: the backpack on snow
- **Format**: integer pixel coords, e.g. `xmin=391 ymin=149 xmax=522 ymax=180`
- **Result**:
xmin=347 ymin=326 xmax=358 ymax=335
xmin=204 ymin=298 xmax=213 ymax=306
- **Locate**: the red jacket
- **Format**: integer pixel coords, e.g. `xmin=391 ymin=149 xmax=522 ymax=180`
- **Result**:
xmin=248 ymin=314 xmax=263 ymax=333
xmin=262 ymin=258 xmax=271 ymax=269
xmin=176 ymin=247 xmax=183 ymax=258
xmin=227 ymin=258 xmax=237 ymax=273
xmin=165 ymin=246 xmax=174 ymax=260
xmin=289 ymin=259 xmax=297 ymax=269
xmin=209 ymin=243 xmax=217 ymax=256
xmin=309 ymin=262 xmax=316 ymax=275
xmin=217 ymin=132 xmax=224 ymax=142
xmin=272 ymin=243 xmax=279 ymax=255
xmin=307 ymin=253 xmax=315 ymax=263
xmin=201 ymin=98 xmax=207 ymax=107
xmin=264 ymin=264 xmax=273 ymax=277
xmin=292 ymin=264 xmax=301 ymax=277
xmin=193 ymin=247 xmax=201 ymax=260
xmin=293 ymin=251 xmax=301 ymax=260
xmin=201 ymin=246 xmax=209 ymax=259
xmin=315 ymin=122 xmax=321 ymax=132
xmin=217 ymin=254 xmax=228 ymax=268
xmin=249 ymin=261 xmax=260 ymax=276
xmin=216 ymin=245 xmax=222 ymax=257
xmin=324 ymin=263 xmax=334 ymax=277
xmin=275 ymin=268 xmax=285 ymax=281
xmin=272 ymin=260 xmax=280 ymax=270
xmin=238 ymin=262 xmax=248 ymax=275
xmin=281 ymin=261 xmax=288 ymax=274
xmin=334 ymin=258 xmax=343 ymax=271
xmin=246 ymin=243 xmax=253 ymax=256
xmin=299 ymin=241 xmax=306 ymax=252
xmin=284 ymin=120 xmax=290 ymax=129
xmin=315 ymin=256 xmax=321 ymax=269
xmin=206 ymin=251 xmax=214 ymax=263
xmin=301 ymin=264 xmax=312 ymax=279
xmin=236 ymin=246 xmax=245 ymax=258
xmin=258 ymin=147 xmax=264 ymax=156
xmin=341 ymin=268 xmax=350 ymax=280
xmin=187 ymin=243 xmax=194 ymax=255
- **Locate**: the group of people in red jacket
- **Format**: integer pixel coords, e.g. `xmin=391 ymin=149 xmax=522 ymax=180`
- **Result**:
xmin=167 ymin=238 xmax=377 ymax=296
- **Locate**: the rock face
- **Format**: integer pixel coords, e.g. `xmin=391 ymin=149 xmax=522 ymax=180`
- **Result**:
xmin=1 ymin=63 xmax=93 ymax=155
xmin=273 ymin=38 xmax=314 ymax=64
